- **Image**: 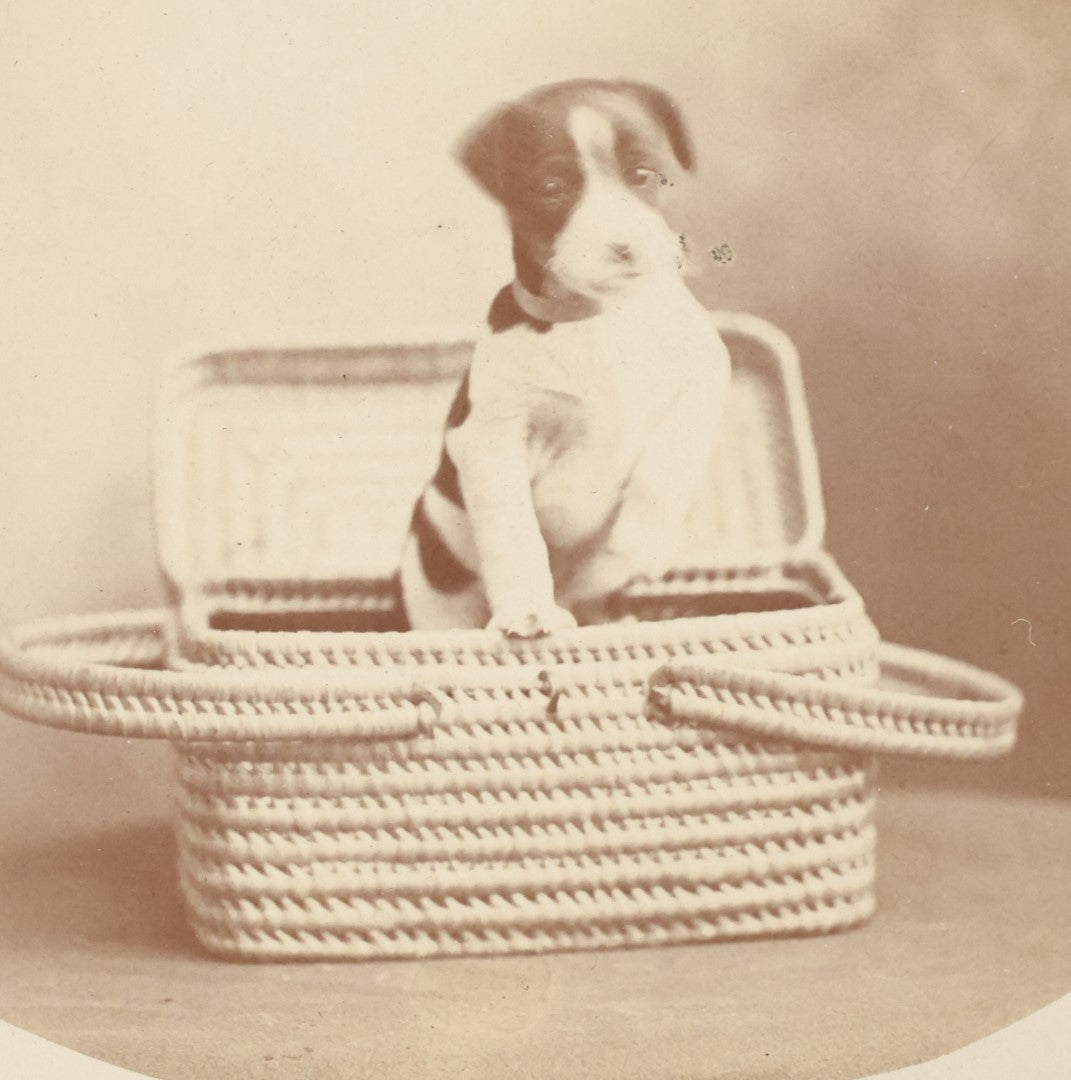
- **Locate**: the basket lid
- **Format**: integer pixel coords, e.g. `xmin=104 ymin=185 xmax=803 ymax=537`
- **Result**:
xmin=154 ymin=312 xmax=825 ymax=591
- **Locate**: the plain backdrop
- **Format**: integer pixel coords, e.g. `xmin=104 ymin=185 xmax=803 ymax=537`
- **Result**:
xmin=1 ymin=0 xmax=1068 ymax=855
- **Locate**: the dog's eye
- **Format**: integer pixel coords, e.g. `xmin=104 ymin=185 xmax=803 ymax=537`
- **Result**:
xmin=624 ymin=165 xmax=659 ymax=188
xmin=536 ymin=175 xmax=567 ymax=198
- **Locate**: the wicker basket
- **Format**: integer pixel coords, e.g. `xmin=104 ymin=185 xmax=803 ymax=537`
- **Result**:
xmin=0 ymin=312 xmax=1021 ymax=961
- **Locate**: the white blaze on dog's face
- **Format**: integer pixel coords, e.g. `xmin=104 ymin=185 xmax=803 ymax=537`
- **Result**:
xmin=457 ymin=80 xmax=695 ymax=301
xmin=549 ymin=104 xmax=684 ymax=298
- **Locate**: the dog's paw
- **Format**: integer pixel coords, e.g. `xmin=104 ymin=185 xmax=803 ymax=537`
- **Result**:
xmin=487 ymin=604 xmax=578 ymax=639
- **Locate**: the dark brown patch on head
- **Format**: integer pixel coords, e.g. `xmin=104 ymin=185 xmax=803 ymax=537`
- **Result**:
xmin=610 ymin=81 xmax=695 ymax=172
xmin=458 ymin=80 xmax=695 ymax=198
xmin=458 ymin=94 xmax=585 ymax=289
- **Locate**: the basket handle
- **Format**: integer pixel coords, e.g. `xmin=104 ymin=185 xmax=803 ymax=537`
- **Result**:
xmin=0 ymin=609 xmax=427 ymax=742
xmin=1 ymin=610 xmax=1021 ymax=756
xmin=648 ymin=642 xmax=1021 ymax=758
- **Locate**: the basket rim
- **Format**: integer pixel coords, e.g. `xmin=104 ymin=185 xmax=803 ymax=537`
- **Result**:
xmin=169 ymin=553 xmax=870 ymax=670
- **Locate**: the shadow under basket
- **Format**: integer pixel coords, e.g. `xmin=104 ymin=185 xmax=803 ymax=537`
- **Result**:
xmin=0 ymin=311 xmax=1022 ymax=962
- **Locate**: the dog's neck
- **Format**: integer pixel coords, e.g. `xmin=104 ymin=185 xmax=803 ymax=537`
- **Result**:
xmin=512 ymin=273 xmax=689 ymax=327
xmin=510 ymin=278 xmax=602 ymax=324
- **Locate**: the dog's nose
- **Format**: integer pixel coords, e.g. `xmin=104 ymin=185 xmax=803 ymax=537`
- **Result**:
xmin=608 ymin=241 xmax=634 ymax=264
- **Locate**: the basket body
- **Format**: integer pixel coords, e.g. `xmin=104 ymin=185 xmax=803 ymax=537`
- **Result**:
xmin=157 ymin=315 xmax=887 ymax=960
xmin=173 ymin=583 xmax=881 ymax=960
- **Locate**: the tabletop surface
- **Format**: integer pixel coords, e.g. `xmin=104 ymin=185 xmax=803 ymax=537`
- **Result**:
xmin=2 ymin=784 xmax=1069 ymax=1080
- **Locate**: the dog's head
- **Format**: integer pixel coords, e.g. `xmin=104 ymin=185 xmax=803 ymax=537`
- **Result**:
xmin=458 ymin=79 xmax=695 ymax=301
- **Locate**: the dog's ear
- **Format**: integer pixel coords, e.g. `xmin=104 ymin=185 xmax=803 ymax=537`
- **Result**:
xmin=455 ymin=102 xmax=517 ymax=202
xmin=617 ymin=82 xmax=695 ymax=171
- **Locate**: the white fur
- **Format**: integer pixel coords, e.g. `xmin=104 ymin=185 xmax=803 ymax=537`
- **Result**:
xmin=549 ymin=107 xmax=682 ymax=298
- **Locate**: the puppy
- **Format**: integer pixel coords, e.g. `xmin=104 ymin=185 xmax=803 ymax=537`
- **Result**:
xmin=401 ymin=79 xmax=731 ymax=636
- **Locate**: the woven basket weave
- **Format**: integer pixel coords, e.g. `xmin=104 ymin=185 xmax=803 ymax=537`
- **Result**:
xmin=0 ymin=312 xmax=1021 ymax=961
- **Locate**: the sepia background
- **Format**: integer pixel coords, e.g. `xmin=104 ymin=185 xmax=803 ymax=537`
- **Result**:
xmin=2 ymin=0 xmax=1067 ymax=842
xmin=2 ymin=4 xmax=1069 ymax=1078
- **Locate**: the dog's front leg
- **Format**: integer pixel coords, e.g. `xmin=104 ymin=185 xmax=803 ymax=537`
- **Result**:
xmin=446 ymin=419 xmax=577 ymax=637
xmin=564 ymin=374 xmax=728 ymax=605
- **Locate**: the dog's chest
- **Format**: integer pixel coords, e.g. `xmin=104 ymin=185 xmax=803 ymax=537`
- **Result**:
xmin=523 ymin=318 xmax=671 ymax=462
xmin=473 ymin=286 xmax=717 ymax=547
